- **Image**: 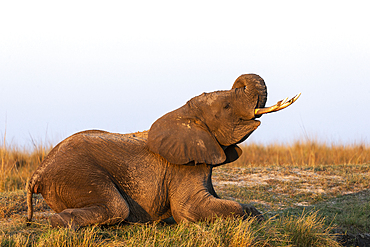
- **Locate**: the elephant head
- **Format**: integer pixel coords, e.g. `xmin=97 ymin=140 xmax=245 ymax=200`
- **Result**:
xmin=148 ymin=74 xmax=300 ymax=166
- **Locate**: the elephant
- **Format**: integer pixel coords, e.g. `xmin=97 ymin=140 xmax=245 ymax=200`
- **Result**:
xmin=26 ymin=74 xmax=300 ymax=229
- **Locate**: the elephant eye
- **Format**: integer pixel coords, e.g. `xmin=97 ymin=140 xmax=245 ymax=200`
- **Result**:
xmin=224 ymin=103 xmax=231 ymax=109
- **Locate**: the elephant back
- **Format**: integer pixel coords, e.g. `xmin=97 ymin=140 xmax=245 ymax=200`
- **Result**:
xmin=123 ymin=131 xmax=148 ymax=141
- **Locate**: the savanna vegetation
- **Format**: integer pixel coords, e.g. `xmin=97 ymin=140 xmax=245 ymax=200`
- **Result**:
xmin=1 ymin=136 xmax=369 ymax=246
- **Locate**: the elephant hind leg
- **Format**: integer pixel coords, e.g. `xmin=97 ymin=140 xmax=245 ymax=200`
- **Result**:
xmin=50 ymin=191 xmax=130 ymax=229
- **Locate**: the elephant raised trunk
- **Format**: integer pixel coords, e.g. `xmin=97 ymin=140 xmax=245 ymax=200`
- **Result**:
xmin=231 ymin=74 xmax=301 ymax=118
xmin=232 ymin=74 xmax=268 ymax=118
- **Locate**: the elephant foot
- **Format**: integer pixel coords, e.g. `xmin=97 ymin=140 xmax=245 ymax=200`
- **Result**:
xmin=242 ymin=204 xmax=265 ymax=222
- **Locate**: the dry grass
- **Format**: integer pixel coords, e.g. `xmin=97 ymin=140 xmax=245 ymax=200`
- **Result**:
xmin=0 ymin=142 xmax=52 ymax=192
xmin=1 ymin=211 xmax=340 ymax=247
xmin=233 ymin=140 xmax=370 ymax=167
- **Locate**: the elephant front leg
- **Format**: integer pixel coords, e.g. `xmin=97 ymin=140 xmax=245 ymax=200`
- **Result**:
xmin=170 ymin=192 xmax=264 ymax=223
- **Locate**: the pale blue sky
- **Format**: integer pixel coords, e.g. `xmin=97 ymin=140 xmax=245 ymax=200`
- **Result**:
xmin=1 ymin=1 xmax=369 ymax=147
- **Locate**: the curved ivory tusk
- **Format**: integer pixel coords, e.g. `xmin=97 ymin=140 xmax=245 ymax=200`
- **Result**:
xmin=255 ymin=93 xmax=301 ymax=115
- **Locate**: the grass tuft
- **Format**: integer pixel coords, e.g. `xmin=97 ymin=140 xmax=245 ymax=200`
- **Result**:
xmin=0 ymin=142 xmax=51 ymax=192
xmin=36 ymin=226 xmax=107 ymax=247
xmin=275 ymin=210 xmax=340 ymax=247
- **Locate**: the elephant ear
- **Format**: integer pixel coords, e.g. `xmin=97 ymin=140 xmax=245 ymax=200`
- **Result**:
xmin=147 ymin=111 xmax=226 ymax=165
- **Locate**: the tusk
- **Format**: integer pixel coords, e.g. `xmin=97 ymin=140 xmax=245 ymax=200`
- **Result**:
xmin=255 ymin=93 xmax=301 ymax=115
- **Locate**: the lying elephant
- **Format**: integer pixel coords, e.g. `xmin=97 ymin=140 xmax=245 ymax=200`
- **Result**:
xmin=27 ymin=74 xmax=300 ymax=228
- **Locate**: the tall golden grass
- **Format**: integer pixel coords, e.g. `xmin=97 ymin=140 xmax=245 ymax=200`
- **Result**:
xmin=0 ymin=142 xmax=52 ymax=192
xmin=1 ymin=138 xmax=369 ymax=192
xmin=234 ymin=140 xmax=370 ymax=167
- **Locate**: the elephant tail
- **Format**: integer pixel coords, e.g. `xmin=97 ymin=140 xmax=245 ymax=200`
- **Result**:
xmin=26 ymin=178 xmax=35 ymax=225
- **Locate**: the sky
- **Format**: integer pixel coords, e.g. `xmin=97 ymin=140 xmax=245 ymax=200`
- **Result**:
xmin=1 ymin=1 xmax=369 ymax=148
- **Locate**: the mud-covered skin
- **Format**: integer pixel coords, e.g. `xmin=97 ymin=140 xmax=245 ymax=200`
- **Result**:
xmin=27 ymin=74 xmax=268 ymax=228
xmin=28 ymin=130 xmax=263 ymax=227
xmin=29 ymin=131 xmax=163 ymax=223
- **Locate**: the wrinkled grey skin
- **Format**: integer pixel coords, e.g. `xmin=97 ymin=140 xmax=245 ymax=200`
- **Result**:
xmin=27 ymin=74 xmax=267 ymax=228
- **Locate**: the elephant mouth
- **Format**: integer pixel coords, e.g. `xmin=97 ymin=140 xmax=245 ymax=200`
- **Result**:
xmin=238 ymin=118 xmax=260 ymax=127
xmin=229 ymin=119 xmax=261 ymax=145
xmin=254 ymin=93 xmax=301 ymax=116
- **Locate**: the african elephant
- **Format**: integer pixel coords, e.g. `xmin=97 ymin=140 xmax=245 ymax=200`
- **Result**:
xmin=27 ymin=74 xmax=300 ymax=228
